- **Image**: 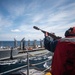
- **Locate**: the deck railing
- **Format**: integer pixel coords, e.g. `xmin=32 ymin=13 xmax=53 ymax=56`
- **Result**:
xmin=0 ymin=49 xmax=52 ymax=75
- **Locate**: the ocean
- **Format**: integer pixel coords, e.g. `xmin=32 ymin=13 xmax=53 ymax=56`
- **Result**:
xmin=0 ymin=41 xmax=43 ymax=48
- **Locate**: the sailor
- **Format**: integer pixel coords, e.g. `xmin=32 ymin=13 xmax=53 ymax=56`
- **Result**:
xmin=44 ymin=27 xmax=75 ymax=75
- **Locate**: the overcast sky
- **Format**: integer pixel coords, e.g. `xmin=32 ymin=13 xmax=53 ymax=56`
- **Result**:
xmin=0 ymin=0 xmax=75 ymax=41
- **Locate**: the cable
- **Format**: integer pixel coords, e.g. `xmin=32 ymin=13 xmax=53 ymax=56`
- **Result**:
xmin=0 ymin=65 xmax=27 ymax=75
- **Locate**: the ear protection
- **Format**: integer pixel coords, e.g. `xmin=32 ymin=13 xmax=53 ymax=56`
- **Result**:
xmin=65 ymin=27 xmax=75 ymax=37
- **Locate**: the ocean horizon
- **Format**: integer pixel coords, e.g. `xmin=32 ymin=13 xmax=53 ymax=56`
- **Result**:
xmin=0 ymin=40 xmax=44 ymax=48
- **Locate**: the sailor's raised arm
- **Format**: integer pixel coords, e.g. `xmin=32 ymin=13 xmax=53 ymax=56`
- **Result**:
xmin=44 ymin=32 xmax=58 ymax=52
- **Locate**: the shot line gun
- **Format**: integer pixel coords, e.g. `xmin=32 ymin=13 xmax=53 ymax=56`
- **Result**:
xmin=33 ymin=26 xmax=61 ymax=40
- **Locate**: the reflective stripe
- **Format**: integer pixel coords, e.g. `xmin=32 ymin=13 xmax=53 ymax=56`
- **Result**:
xmin=60 ymin=38 xmax=75 ymax=42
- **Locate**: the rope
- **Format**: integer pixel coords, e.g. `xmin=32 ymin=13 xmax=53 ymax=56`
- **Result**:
xmin=31 ymin=58 xmax=51 ymax=66
xmin=30 ymin=66 xmax=51 ymax=75
xmin=29 ymin=52 xmax=49 ymax=57
xmin=30 ymin=58 xmax=52 ymax=75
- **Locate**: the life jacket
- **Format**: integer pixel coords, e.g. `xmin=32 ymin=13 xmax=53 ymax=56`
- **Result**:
xmin=51 ymin=38 xmax=75 ymax=75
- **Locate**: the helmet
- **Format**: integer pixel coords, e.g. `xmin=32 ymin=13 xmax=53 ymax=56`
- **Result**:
xmin=65 ymin=27 xmax=75 ymax=37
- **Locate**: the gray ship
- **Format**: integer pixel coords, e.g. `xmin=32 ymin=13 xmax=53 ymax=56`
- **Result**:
xmin=0 ymin=47 xmax=19 ymax=60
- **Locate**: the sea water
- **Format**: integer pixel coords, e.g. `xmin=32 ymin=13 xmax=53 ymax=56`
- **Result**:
xmin=0 ymin=41 xmax=41 ymax=48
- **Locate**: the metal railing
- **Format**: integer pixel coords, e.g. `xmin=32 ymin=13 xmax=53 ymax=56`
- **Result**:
xmin=0 ymin=65 xmax=27 ymax=75
xmin=0 ymin=50 xmax=52 ymax=75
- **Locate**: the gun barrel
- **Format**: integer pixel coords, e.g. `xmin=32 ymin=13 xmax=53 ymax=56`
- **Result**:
xmin=33 ymin=26 xmax=46 ymax=33
xmin=33 ymin=26 xmax=40 ymax=30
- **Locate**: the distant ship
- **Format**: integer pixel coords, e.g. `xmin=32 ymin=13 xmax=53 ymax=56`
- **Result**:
xmin=0 ymin=38 xmax=44 ymax=60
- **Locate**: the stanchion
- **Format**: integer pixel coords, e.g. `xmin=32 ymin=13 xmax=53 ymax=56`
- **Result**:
xmin=27 ymin=49 xmax=29 ymax=75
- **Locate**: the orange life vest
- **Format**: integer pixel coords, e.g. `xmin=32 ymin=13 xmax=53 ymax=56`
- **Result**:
xmin=51 ymin=38 xmax=75 ymax=75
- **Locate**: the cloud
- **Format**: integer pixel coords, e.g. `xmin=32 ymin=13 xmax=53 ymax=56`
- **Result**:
xmin=0 ymin=14 xmax=13 ymax=32
xmin=58 ymin=2 xmax=75 ymax=11
xmin=11 ymin=29 xmax=21 ymax=32
xmin=0 ymin=0 xmax=75 ymax=40
xmin=47 ymin=12 xmax=67 ymax=22
xmin=2 ymin=0 xmax=26 ymax=19
xmin=32 ymin=14 xmax=44 ymax=23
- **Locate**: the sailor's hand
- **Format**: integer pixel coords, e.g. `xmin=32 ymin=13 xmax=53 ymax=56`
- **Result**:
xmin=45 ymin=32 xmax=49 ymax=36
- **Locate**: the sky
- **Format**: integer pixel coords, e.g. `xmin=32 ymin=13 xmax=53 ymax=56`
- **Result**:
xmin=0 ymin=0 xmax=75 ymax=41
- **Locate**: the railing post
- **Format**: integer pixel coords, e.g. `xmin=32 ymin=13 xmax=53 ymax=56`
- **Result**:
xmin=33 ymin=40 xmax=37 ymax=48
xmin=14 ymin=38 xmax=17 ymax=48
xmin=10 ymin=47 xmax=13 ymax=59
xmin=40 ymin=39 xmax=44 ymax=48
xmin=27 ymin=49 xmax=29 ymax=75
